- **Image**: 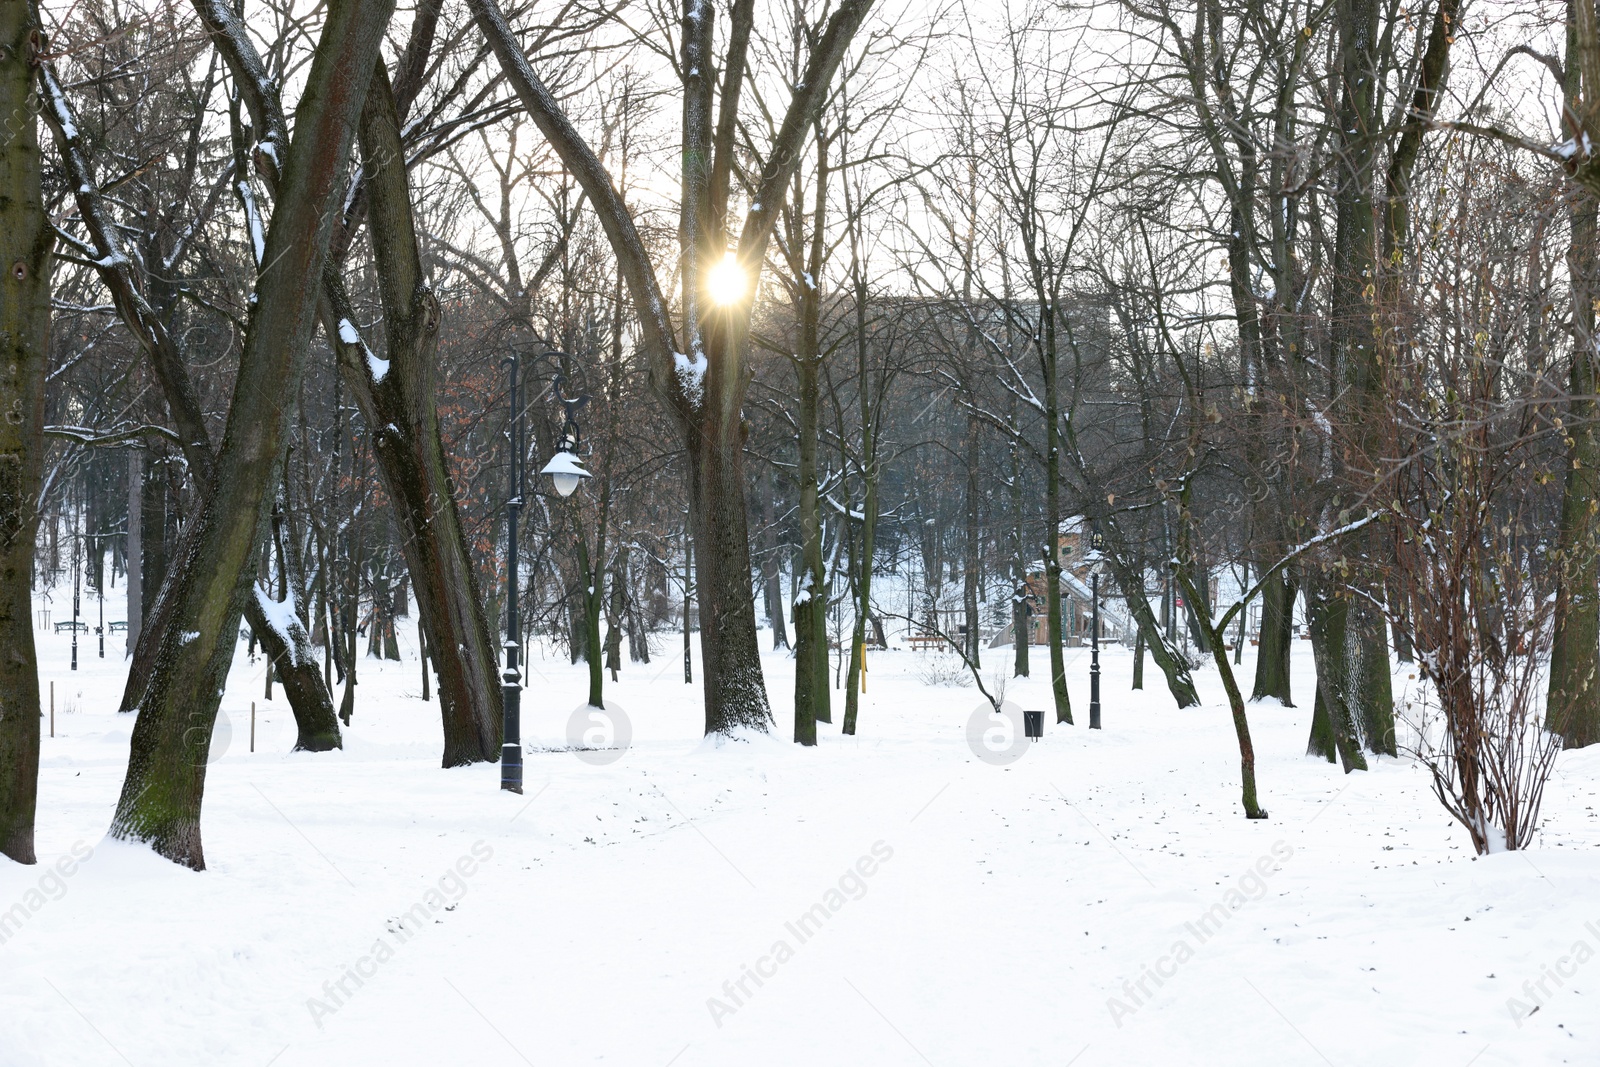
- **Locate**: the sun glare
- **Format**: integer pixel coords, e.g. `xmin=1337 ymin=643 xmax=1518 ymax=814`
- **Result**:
xmin=706 ymin=253 xmax=747 ymax=306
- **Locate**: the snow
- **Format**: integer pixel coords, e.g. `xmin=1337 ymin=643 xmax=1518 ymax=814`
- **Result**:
xmin=5 ymin=580 xmax=1599 ymax=1065
xmin=337 ymin=318 xmax=388 ymax=383
xmin=253 ymin=583 xmax=309 ymax=668
xmin=1554 ymin=133 xmax=1592 ymax=161
xmin=238 ymin=180 xmax=265 ymax=266
xmin=674 ymin=350 xmax=707 ymax=407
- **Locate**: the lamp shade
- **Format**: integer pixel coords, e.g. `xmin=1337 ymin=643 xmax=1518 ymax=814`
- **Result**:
xmin=540 ymin=450 xmax=591 ymax=497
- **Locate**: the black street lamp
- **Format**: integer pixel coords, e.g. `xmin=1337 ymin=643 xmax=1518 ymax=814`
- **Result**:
xmin=1089 ymin=530 xmax=1105 ymax=730
xmin=501 ymin=351 xmax=526 ymax=794
xmin=97 ymin=531 xmax=105 ymax=659
xmin=71 ymin=523 xmax=80 ymax=672
xmin=501 ymin=354 xmax=591 ymax=795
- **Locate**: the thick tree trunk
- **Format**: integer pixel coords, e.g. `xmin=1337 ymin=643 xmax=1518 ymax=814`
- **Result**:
xmin=340 ymin=64 xmax=499 ymax=764
xmin=108 ymin=0 xmax=391 ymax=868
xmin=1304 ymin=578 xmax=1368 ymax=772
xmin=688 ymin=422 xmax=774 ymax=736
xmin=1328 ymin=0 xmax=1395 ymax=755
xmin=1251 ymin=570 xmax=1295 ymax=704
xmin=0 ymin=0 xmax=48 ymax=865
xmin=1549 ymin=11 xmax=1600 ymax=749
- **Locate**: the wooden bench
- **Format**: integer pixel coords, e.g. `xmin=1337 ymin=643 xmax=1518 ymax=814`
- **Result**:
xmin=907 ymin=634 xmax=945 ymax=651
xmin=108 ymin=620 xmax=128 ymax=633
xmin=53 ymin=621 xmax=88 ymax=634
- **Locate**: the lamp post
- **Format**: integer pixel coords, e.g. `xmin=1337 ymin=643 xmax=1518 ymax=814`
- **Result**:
xmin=71 ymin=523 xmax=80 ymax=671
xmin=96 ymin=524 xmax=104 ymax=659
xmin=501 ymin=353 xmax=591 ymax=796
xmin=1089 ymin=530 xmax=1104 ymax=730
xmin=501 ymin=351 xmax=525 ymax=794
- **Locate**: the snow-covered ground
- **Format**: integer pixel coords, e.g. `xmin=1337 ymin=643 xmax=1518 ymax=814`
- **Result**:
xmin=4 ymin=595 xmax=1599 ymax=1066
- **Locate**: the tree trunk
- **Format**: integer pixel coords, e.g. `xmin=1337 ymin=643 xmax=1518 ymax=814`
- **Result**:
xmin=1328 ymin=0 xmax=1395 ymax=756
xmin=962 ymin=414 xmax=982 ymax=669
xmin=792 ymin=342 xmax=826 ymax=745
xmin=606 ymin=551 xmax=626 ymax=682
xmin=339 ymin=64 xmax=500 ymax=763
xmin=1100 ymin=543 xmax=1201 ymax=708
xmin=842 ymin=468 xmax=880 ymax=735
xmin=0 ymin=0 xmax=48 ymax=864
xmin=1549 ymin=6 xmax=1600 ymax=749
xmin=127 ymin=448 xmax=143 ymax=651
xmin=761 ymin=466 xmax=788 ymax=650
xmin=1044 ymin=403 xmax=1072 ymax=724
xmin=1176 ymin=568 xmax=1266 ymax=819
xmin=1010 ymin=434 xmax=1029 ymax=678
xmin=108 ymin=0 xmax=391 ymax=868
xmin=1304 ymin=578 xmax=1368 ymax=772
xmin=688 ymin=418 xmax=774 ymax=736
xmin=1251 ymin=570 xmax=1295 ymax=704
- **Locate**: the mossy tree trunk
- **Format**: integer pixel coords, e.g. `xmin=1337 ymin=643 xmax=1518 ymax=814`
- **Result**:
xmin=0 ymin=0 xmax=48 ymax=865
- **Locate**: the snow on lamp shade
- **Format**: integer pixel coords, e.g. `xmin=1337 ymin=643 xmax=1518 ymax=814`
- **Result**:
xmin=541 ymin=450 xmax=591 ymax=497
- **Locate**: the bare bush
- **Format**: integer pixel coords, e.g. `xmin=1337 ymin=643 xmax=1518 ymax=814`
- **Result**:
xmin=1385 ymin=337 xmax=1563 ymax=853
xmin=916 ymin=650 xmax=974 ymax=689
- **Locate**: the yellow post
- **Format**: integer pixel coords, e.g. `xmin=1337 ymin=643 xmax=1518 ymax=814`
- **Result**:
xmin=858 ymin=640 xmax=866 ymax=693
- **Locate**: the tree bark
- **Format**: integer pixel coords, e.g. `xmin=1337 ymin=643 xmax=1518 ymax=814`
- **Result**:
xmin=108 ymin=0 xmax=392 ymax=868
xmin=0 ymin=0 xmax=48 ymax=865
xmin=126 ymin=448 xmax=142 ymax=651
xmin=1251 ymin=571 xmax=1296 ymax=704
xmin=1328 ymin=0 xmax=1396 ymax=756
xmin=792 ymin=319 xmax=827 ymax=744
xmin=346 ymin=64 xmax=499 ymax=762
xmin=1549 ymin=0 xmax=1600 ymax=749
xmin=761 ymin=466 xmax=788 ymax=650
xmin=1304 ymin=578 xmax=1368 ymax=771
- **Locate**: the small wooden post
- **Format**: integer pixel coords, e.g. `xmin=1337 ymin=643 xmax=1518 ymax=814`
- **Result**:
xmin=859 ymin=639 xmax=867 ymax=693
xmin=250 ymin=701 xmax=256 ymax=753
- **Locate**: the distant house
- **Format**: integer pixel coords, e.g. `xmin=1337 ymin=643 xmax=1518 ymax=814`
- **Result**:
xmin=1000 ymin=517 xmax=1132 ymax=647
